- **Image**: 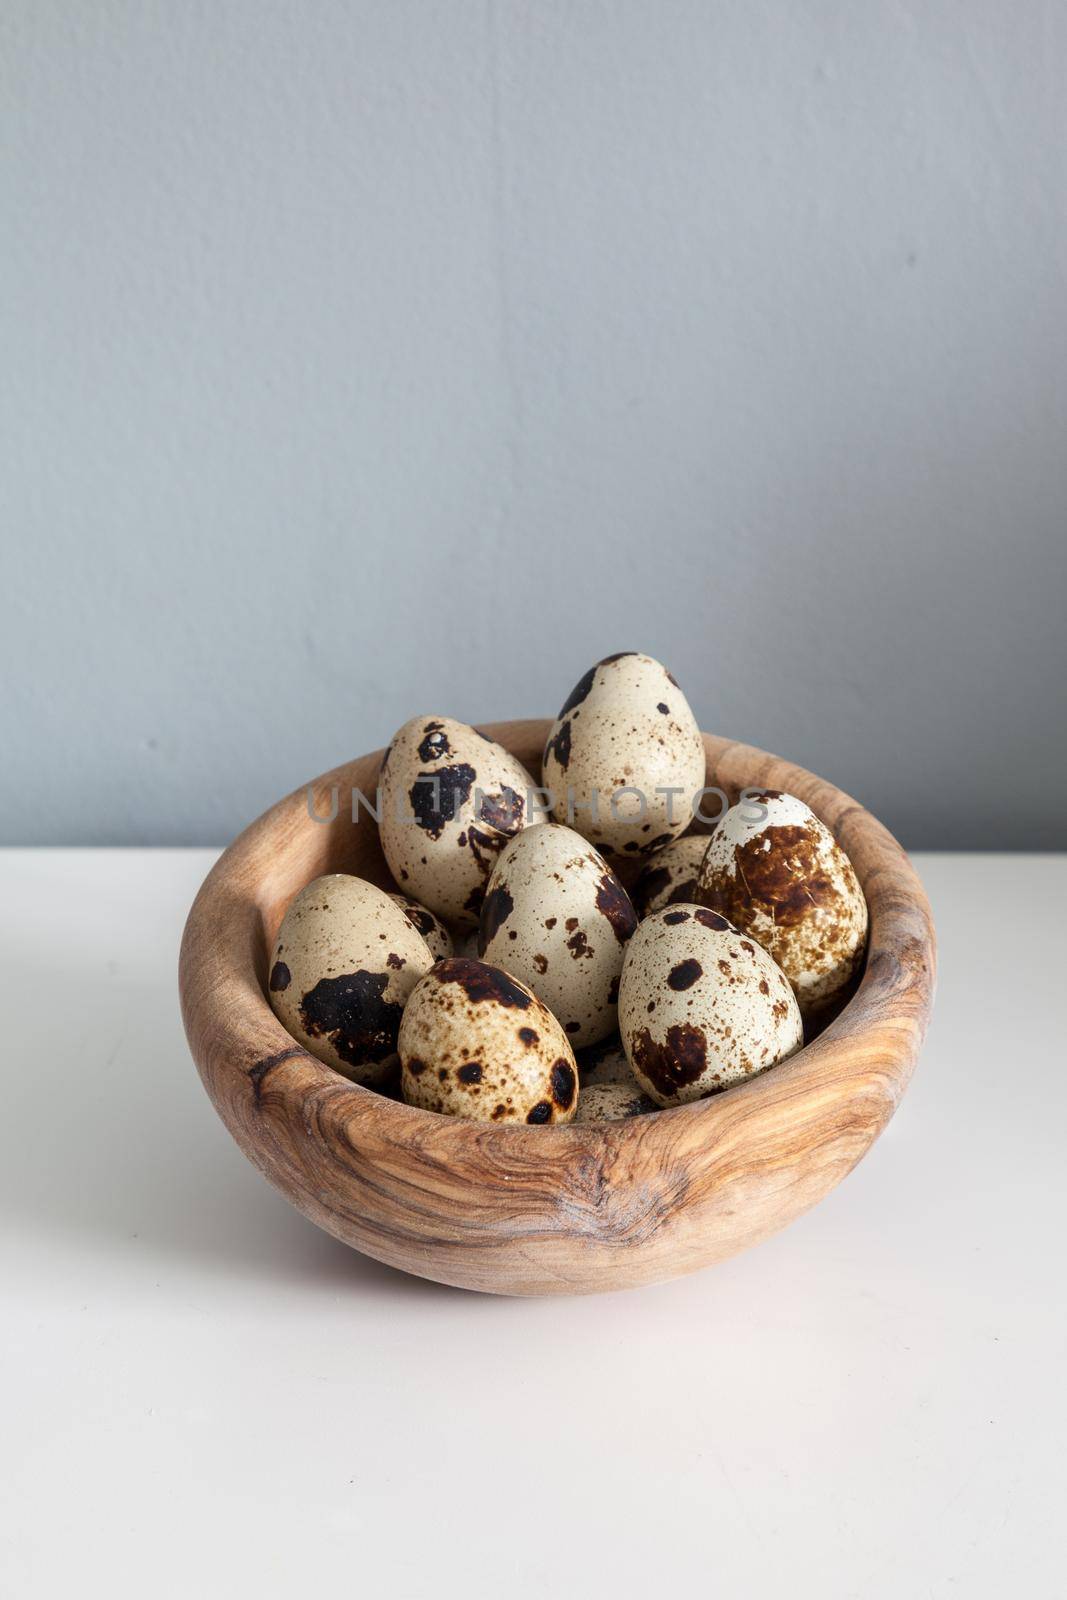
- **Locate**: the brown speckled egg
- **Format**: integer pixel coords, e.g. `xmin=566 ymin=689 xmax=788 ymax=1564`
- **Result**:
xmin=542 ymin=653 xmax=706 ymax=860
xmin=618 ymin=906 xmax=803 ymax=1107
xmin=696 ymin=790 xmax=868 ymax=1018
xmin=575 ymin=1034 xmax=636 ymax=1088
xmin=399 ymin=957 xmax=579 ymax=1124
xmin=378 ymin=716 xmax=537 ymax=928
xmin=574 ymin=1082 xmax=657 ymax=1123
xmin=268 ymin=874 xmax=434 ymax=1086
xmin=388 ymin=893 xmax=453 ymax=961
xmin=632 ymin=835 xmax=710 ymax=917
xmin=477 ymin=823 xmax=637 ymax=1047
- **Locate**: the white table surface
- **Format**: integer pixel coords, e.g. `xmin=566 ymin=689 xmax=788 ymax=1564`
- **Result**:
xmin=1 ymin=849 xmax=1063 ymax=1598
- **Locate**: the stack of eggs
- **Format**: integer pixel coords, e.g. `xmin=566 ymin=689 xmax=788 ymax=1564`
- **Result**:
xmin=268 ymin=653 xmax=868 ymax=1126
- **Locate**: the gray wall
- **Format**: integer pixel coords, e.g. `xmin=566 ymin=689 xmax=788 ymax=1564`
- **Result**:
xmin=3 ymin=1 xmax=1065 ymax=850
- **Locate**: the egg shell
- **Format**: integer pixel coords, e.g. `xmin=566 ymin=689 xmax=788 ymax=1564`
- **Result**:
xmin=478 ymin=822 xmax=637 ymax=1048
xmin=632 ymin=834 xmax=710 ymax=918
xmin=618 ymin=905 xmax=803 ymax=1107
xmin=575 ymin=1035 xmax=637 ymax=1088
xmin=399 ymin=957 xmax=579 ymax=1125
xmin=268 ymin=874 xmax=435 ymax=1086
xmin=542 ymin=653 xmax=706 ymax=859
xmin=388 ymin=893 xmax=453 ymax=962
xmin=574 ymin=1082 xmax=658 ymax=1123
xmin=696 ymin=790 xmax=868 ymax=1017
xmin=378 ymin=716 xmax=538 ymax=928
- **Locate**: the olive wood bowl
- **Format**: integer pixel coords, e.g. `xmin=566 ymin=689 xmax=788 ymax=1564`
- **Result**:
xmin=178 ymin=722 xmax=935 ymax=1296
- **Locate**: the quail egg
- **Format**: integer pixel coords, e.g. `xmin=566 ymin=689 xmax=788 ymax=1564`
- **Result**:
xmin=268 ymin=874 xmax=435 ymax=1085
xmin=388 ymin=892 xmax=453 ymax=961
xmin=542 ymin=653 xmax=705 ymax=859
xmin=478 ymin=822 xmax=637 ymax=1047
xmin=378 ymin=715 xmax=537 ymax=928
xmin=632 ymin=834 xmax=710 ymax=918
xmin=618 ymin=905 xmax=803 ymax=1106
xmin=696 ymin=790 xmax=868 ymax=1018
xmin=399 ymin=957 xmax=579 ymax=1124
xmin=574 ymin=1082 xmax=657 ymax=1123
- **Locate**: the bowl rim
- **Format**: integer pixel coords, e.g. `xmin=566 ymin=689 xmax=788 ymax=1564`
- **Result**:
xmin=179 ymin=721 xmax=936 ymax=1293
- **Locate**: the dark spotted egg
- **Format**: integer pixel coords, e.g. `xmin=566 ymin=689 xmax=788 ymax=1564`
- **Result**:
xmin=542 ymin=653 xmax=706 ymax=860
xmin=268 ymin=874 xmax=435 ymax=1086
xmin=696 ymin=790 xmax=868 ymax=1019
xmin=632 ymin=834 xmax=710 ymax=918
xmin=618 ymin=906 xmax=803 ymax=1107
xmin=388 ymin=893 xmax=453 ymax=961
xmin=399 ymin=957 xmax=579 ymax=1125
xmin=574 ymin=1082 xmax=657 ymax=1123
xmin=379 ymin=715 xmax=537 ymax=928
xmin=478 ymin=822 xmax=637 ymax=1047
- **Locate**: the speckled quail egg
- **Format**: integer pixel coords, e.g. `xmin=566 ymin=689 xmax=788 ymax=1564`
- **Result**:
xmin=618 ymin=905 xmax=803 ymax=1107
xmin=575 ymin=1034 xmax=637 ymax=1088
xmin=399 ymin=957 xmax=579 ymax=1124
xmin=696 ymin=790 xmax=868 ymax=1019
xmin=388 ymin=892 xmax=453 ymax=961
xmin=632 ymin=834 xmax=711 ymax=918
xmin=268 ymin=874 xmax=435 ymax=1085
xmin=478 ymin=822 xmax=637 ymax=1048
xmin=542 ymin=653 xmax=706 ymax=860
xmin=378 ymin=716 xmax=538 ymax=928
xmin=574 ymin=1082 xmax=657 ymax=1123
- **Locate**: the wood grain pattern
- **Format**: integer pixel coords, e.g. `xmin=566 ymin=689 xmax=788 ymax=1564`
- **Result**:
xmin=178 ymin=723 xmax=936 ymax=1296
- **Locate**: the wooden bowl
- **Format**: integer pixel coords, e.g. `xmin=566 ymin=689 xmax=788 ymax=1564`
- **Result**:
xmin=179 ymin=723 xmax=935 ymax=1296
